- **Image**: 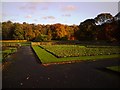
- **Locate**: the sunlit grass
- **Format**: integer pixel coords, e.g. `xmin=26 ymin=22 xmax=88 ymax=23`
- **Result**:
xmin=32 ymin=46 xmax=57 ymax=63
xmin=41 ymin=45 xmax=120 ymax=58
xmin=2 ymin=48 xmax=17 ymax=62
xmin=107 ymin=66 xmax=120 ymax=72
xmin=32 ymin=45 xmax=119 ymax=64
xmin=2 ymin=42 xmax=31 ymax=46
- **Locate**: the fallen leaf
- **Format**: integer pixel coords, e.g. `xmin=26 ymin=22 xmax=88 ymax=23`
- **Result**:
xmin=20 ymin=83 xmax=23 ymax=85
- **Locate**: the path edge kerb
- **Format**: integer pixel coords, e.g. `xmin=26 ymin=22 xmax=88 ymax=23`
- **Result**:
xmin=30 ymin=46 xmax=42 ymax=64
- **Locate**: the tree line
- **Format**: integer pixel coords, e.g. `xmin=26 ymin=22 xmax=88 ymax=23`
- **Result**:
xmin=2 ymin=12 xmax=120 ymax=42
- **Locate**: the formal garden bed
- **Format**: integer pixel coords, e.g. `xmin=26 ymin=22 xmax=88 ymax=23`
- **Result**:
xmin=32 ymin=44 xmax=120 ymax=64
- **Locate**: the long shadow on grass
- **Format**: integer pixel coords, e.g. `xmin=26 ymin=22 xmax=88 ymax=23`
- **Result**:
xmin=31 ymin=46 xmax=42 ymax=64
xmin=39 ymin=46 xmax=60 ymax=58
xmin=39 ymin=46 xmax=86 ymax=58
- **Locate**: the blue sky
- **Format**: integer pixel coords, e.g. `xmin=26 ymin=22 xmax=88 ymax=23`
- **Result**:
xmin=2 ymin=2 xmax=118 ymax=25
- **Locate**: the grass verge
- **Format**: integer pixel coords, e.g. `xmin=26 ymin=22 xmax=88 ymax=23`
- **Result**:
xmin=32 ymin=46 xmax=120 ymax=64
xmin=2 ymin=48 xmax=17 ymax=62
xmin=107 ymin=66 xmax=120 ymax=73
xmin=41 ymin=45 xmax=120 ymax=58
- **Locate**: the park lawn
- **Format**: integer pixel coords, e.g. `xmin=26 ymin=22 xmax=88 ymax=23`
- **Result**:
xmin=41 ymin=45 xmax=120 ymax=58
xmin=2 ymin=42 xmax=31 ymax=46
xmin=2 ymin=41 xmax=30 ymax=62
xmin=107 ymin=66 xmax=120 ymax=72
xmin=2 ymin=47 xmax=17 ymax=62
xmin=3 ymin=47 xmax=17 ymax=53
xmin=32 ymin=46 xmax=119 ymax=64
xmin=32 ymin=46 xmax=58 ymax=63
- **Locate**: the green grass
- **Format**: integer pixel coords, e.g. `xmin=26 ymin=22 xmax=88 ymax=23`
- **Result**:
xmin=3 ymin=48 xmax=17 ymax=53
xmin=41 ymin=45 xmax=120 ymax=58
xmin=2 ymin=41 xmax=30 ymax=62
xmin=107 ymin=66 xmax=120 ymax=72
xmin=32 ymin=46 xmax=58 ymax=63
xmin=2 ymin=47 xmax=17 ymax=61
xmin=2 ymin=42 xmax=31 ymax=46
xmin=32 ymin=46 xmax=119 ymax=64
xmin=20 ymin=42 xmax=31 ymax=46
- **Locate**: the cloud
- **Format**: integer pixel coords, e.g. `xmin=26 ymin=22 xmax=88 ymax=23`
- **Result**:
xmin=42 ymin=17 xmax=47 ymax=19
xmin=61 ymin=5 xmax=77 ymax=12
xmin=19 ymin=3 xmax=49 ymax=14
xmin=19 ymin=3 xmax=38 ymax=13
xmin=42 ymin=16 xmax=55 ymax=20
xmin=34 ymin=19 xmax=38 ymax=22
xmin=25 ymin=15 xmax=32 ymax=18
xmin=62 ymin=14 xmax=71 ymax=17
xmin=48 ymin=16 xmax=55 ymax=19
xmin=41 ymin=7 xmax=48 ymax=10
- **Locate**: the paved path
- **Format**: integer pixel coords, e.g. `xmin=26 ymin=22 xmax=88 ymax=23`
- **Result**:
xmin=2 ymin=46 xmax=120 ymax=88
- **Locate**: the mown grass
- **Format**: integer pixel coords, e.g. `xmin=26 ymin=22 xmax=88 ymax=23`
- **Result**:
xmin=32 ymin=46 xmax=57 ymax=63
xmin=107 ymin=66 xmax=120 ymax=72
xmin=2 ymin=42 xmax=31 ymax=46
xmin=1 ymin=41 xmax=31 ymax=62
xmin=2 ymin=47 xmax=17 ymax=62
xmin=32 ymin=46 xmax=119 ymax=64
xmin=41 ymin=45 xmax=120 ymax=58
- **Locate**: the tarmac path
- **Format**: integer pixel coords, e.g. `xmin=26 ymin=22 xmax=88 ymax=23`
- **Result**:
xmin=2 ymin=46 xmax=120 ymax=88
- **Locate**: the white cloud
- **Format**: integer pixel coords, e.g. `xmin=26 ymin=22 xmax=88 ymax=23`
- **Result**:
xmin=34 ymin=19 xmax=38 ymax=21
xmin=61 ymin=5 xmax=77 ymax=12
xmin=19 ymin=3 xmax=38 ymax=13
xmin=25 ymin=15 xmax=32 ymax=18
xmin=62 ymin=14 xmax=71 ymax=17
xmin=42 ymin=16 xmax=55 ymax=20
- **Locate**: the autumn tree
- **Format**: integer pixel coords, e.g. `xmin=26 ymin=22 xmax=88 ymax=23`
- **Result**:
xmin=34 ymin=34 xmax=48 ymax=41
xmin=2 ymin=12 xmax=119 ymax=42
xmin=2 ymin=21 xmax=14 ymax=39
xmin=24 ymin=24 xmax=35 ymax=41
xmin=52 ymin=23 xmax=74 ymax=40
xmin=103 ymin=20 xmax=120 ymax=42
xmin=47 ymin=29 xmax=52 ymax=41
xmin=78 ymin=19 xmax=96 ymax=41
xmin=94 ymin=13 xmax=113 ymax=25
xmin=70 ymin=25 xmax=79 ymax=40
xmin=13 ymin=23 xmax=24 ymax=40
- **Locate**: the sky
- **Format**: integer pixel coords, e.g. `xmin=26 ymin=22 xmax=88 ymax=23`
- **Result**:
xmin=1 ymin=0 xmax=120 ymax=2
xmin=1 ymin=2 xmax=119 ymax=25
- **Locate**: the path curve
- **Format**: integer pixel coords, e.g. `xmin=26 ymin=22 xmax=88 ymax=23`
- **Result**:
xmin=2 ymin=46 xmax=120 ymax=88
